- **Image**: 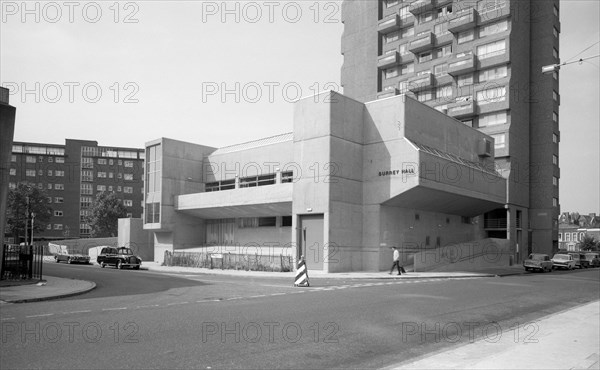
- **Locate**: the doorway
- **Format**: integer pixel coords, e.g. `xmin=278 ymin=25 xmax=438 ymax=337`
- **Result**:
xmin=299 ymin=214 xmax=324 ymax=271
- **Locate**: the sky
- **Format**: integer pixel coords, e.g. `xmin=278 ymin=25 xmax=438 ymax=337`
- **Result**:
xmin=1 ymin=0 xmax=599 ymax=214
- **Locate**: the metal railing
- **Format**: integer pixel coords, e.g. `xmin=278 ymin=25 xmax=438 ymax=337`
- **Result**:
xmin=1 ymin=244 xmax=44 ymax=280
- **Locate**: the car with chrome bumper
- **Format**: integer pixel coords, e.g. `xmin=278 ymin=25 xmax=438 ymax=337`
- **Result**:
xmin=551 ymin=253 xmax=576 ymax=270
xmin=523 ymin=253 xmax=553 ymax=272
xmin=97 ymin=247 xmax=142 ymax=270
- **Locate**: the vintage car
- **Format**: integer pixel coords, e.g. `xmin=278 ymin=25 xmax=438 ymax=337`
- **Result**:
xmin=523 ymin=253 xmax=553 ymax=272
xmin=567 ymin=252 xmax=590 ymax=269
xmin=49 ymin=243 xmax=91 ymax=264
xmin=551 ymin=253 xmax=576 ymax=270
xmin=583 ymin=253 xmax=600 ymax=268
xmin=97 ymin=247 xmax=142 ymax=270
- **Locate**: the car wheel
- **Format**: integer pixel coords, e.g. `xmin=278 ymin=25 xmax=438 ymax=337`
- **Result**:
xmin=117 ymin=260 xmax=123 ymax=269
xmin=55 ymin=257 xmax=59 ymax=263
xmin=67 ymin=258 xmax=72 ymax=264
xmin=101 ymin=262 xmax=106 ymax=268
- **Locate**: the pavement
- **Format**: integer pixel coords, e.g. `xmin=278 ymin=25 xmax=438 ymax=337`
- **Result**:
xmin=1 ymin=262 xmax=597 ymax=369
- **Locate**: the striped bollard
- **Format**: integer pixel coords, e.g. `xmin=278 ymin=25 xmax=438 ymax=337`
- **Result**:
xmin=294 ymin=255 xmax=310 ymax=287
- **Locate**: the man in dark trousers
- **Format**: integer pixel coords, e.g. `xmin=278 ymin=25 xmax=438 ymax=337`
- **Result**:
xmin=389 ymin=246 xmax=404 ymax=275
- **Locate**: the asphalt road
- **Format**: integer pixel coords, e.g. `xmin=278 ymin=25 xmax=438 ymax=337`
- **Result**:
xmin=1 ymin=267 xmax=599 ymax=369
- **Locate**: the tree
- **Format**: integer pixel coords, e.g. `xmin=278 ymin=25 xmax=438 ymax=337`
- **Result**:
xmin=85 ymin=192 xmax=128 ymax=237
xmin=6 ymin=184 xmax=53 ymax=243
xmin=579 ymin=234 xmax=599 ymax=251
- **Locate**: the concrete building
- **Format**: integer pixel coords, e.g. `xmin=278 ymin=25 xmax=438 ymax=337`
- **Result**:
xmin=340 ymin=0 xmax=561 ymax=258
xmin=1 ymin=86 xmax=17 ymax=276
xmin=7 ymin=139 xmax=144 ymax=241
xmin=145 ymin=93 xmax=508 ymax=271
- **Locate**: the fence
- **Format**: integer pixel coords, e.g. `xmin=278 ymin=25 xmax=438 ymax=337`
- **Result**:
xmin=1 ymin=244 xmax=44 ymax=280
xmin=164 ymin=250 xmax=294 ymax=272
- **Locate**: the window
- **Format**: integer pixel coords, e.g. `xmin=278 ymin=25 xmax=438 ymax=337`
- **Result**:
xmin=399 ymin=6 xmax=410 ymax=19
xmin=553 ymin=90 xmax=559 ymax=102
xmin=9 ymin=168 xmax=16 ymax=176
xmin=124 ymin=161 xmax=134 ymax=167
xmin=47 ymin=183 xmax=52 ymax=190
xmin=435 ymin=45 xmax=452 ymax=58
xmin=400 ymin=63 xmax=414 ymax=75
xmin=437 ymin=5 xmax=453 ymax=18
xmin=55 ymin=197 xmax=64 ymax=203
xmin=385 ymin=66 xmax=399 ymax=79
xmin=553 ymin=112 xmax=558 ymax=123
xmin=478 ymin=111 xmax=507 ymax=127
xmin=436 ymin=85 xmax=453 ymax=100
xmin=434 ymin=64 xmax=448 ymax=77
xmin=384 ymin=48 xmax=396 ymax=55
xmin=145 ymin=202 xmax=160 ymax=223
xmin=386 ymin=0 xmax=399 ymax=7
xmin=433 ymin=22 xmax=449 ymax=36
xmin=385 ymin=31 xmax=400 ymax=44
xmin=553 ymin=27 xmax=559 ymax=38
xmin=98 ymin=158 xmax=107 ymax=165
xmin=419 ymin=12 xmax=433 ymax=23
xmin=55 ymin=157 xmax=64 ymax=163
xmin=55 ymin=184 xmax=64 ymax=190
xmin=37 ymin=183 xmax=43 ymax=189
xmin=123 ymin=200 xmax=133 ymax=207
xmin=82 ymin=170 xmax=93 ymax=182
xmin=48 ymin=157 xmax=53 ymax=163
xmin=490 ymin=133 xmax=506 ymax=149
xmin=458 ymin=29 xmax=474 ymax=44
xmin=477 ymin=86 xmax=506 ymax=104
xmin=80 ymin=196 xmax=93 ymax=208
xmin=240 ymin=174 xmax=276 ymax=188
xmin=401 ymin=27 xmax=414 ymax=38
xmin=9 ymin=182 xmax=16 ymax=190
xmin=553 ymin=176 xmax=558 ymax=186
xmin=81 ymin=157 xmax=93 ymax=168
xmin=478 ymin=66 xmax=507 ymax=82
xmin=476 ymin=40 xmax=506 ymax=59
xmin=81 ymin=183 xmax=92 ymax=195
xmin=48 ymin=170 xmax=53 ymax=176
xmin=26 ymin=156 xmax=36 ymax=163
xmin=553 ymin=5 xmax=559 ymax=17
xmin=26 ymin=169 xmax=36 ymax=177
xmin=282 ymin=216 xmax=292 ymax=227
xmin=118 ymin=160 xmax=123 ymax=166
xmin=11 ymin=155 xmax=16 ymax=162
xmin=55 ymin=170 xmax=64 ymax=177
xmin=258 ymin=217 xmax=277 ymax=227
xmin=419 ymin=51 xmax=432 ymax=62
xmin=281 ymin=171 xmax=294 ymax=183
xmin=478 ymin=0 xmax=506 ymax=13
xmin=553 ymin=198 xmax=558 ymax=207
xmin=417 ymin=90 xmax=433 ymax=102
xmin=97 ymin=172 xmax=107 ymax=178
xmin=553 ymin=133 xmax=558 ymax=144
xmin=97 ymin=185 xmax=107 ymax=192
xmin=399 ymin=43 xmax=409 ymax=55
xmin=47 ymin=224 xmax=52 ymax=230
xmin=553 ymin=48 xmax=559 ymax=60
xmin=108 ymin=186 xmax=113 ymax=191
xmin=553 ymin=71 xmax=558 ymax=80
xmin=54 ymin=210 xmax=63 ymax=217
xmin=553 ymin=155 xmax=558 ymax=165
xmin=124 ymin=174 xmax=134 ymax=181
xmin=124 ymin=186 xmax=133 ymax=193
xmin=479 ymin=20 xmax=507 ymax=37
xmin=458 ymin=74 xmax=474 ymax=86
xmin=54 ymin=224 xmax=63 ymax=230
xmin=47 ymin=197 xmax=53 ymax=203
xmin=117 ymin=186 xmax=122 ymax=192
xmin=37 ymin=169 xmax=43 ymax=176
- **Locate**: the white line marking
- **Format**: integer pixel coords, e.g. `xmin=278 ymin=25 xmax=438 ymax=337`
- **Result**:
xmin=167 ymin=302 xmax=189 ymax=306
xmin=63 ymin=310 xmax=91 ymax=314
xmin=249 ymin=295 xmax=266 ymax=298
xmin=270 ymin=293 xmax=286 ymax=296
xmin=26 ymin=313 xmax=54 ymax=318
xmin=102 ymin=307 xmax=127 ymax=311
xmin=135 ymin=305 xmax=160 ymax=309
xmin=1 ymin=317 xmax=15 ymax=321
xmin=226 ymin=297 xmax=243 ymax=300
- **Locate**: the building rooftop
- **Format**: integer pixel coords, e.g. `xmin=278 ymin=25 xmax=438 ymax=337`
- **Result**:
xmin=210 ymin=133 xmax=293 ymax=155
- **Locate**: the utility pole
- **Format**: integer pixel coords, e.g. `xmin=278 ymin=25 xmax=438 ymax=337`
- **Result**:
xmin=24 ymin=195 xmax=29 ymax=245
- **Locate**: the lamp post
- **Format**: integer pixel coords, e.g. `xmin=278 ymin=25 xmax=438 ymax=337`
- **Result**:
xmin=30 ymin=212 xmax=36 ymax=245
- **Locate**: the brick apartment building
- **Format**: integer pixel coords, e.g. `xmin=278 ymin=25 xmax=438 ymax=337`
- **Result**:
xmin=7 ymin=139 xmax=144 ymax=241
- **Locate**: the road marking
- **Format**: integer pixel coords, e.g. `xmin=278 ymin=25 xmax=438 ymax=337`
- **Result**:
xmin=135 ymin=305 xmax=160 ymax=309
xmin=26 ymin=313 xmax=54 ymax=318
xmin=102 ymin=307 xmax=127 ymax=311
xmin=270 ymin=293 xmax=286 ymax=296
xmin=63 ymin=310 xmax=92 ymax=314
xmin=249 ymin=295 xmax=266 ymax=298
xmin=226 ymin=297 xmax=243 ymax=300
xmin=167 ymin=302 xmax=189 ymax=306
xmin=1 ymin=317 xmax=16 ymax=321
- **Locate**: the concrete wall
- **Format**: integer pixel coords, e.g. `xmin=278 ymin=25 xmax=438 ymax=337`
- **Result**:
xmin=0 ymin=90 xmax=16 ymax=277
xmin=45 ymin=237 xmax=118 ymax=255
xmin=118 ymin=218 xmax=154 ymax=262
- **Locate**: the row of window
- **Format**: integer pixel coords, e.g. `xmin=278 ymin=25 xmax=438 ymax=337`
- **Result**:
xmin=13 ymin=169 xmax=65 ymax=177
xmin=559 ymin=232 xmax=587 ymax=243
xmin=81 ymin=158 xmax=136 ymax=168
xmin=80 ymin=184 xmax=136 ymax=194
xmin=80 ymin=196 xmax=137 ymax=208
xmin=12 ymin=155 xmax=65 ymax=163
xmin=81 ymin=146 xmax=141 ymax=159
xmin=205 ymin=171 xmax=294 ymax=193
xmin=81 ymin=170 xmax=135 ymax=182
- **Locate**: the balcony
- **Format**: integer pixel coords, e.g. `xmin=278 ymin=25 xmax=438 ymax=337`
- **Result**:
xmin=407 ymin=74 xmax=434 ymax=92
xmin=378 ymin=52 xmax=399 ymax=69
xmin=408 ymin=32 xmax=434 ymax=53
xmin=447 ymin=100 xmax=475 ymax=118
xmin=477 ymin=3 xmax=510 ymax=25
xmin=448 ymin=8 xmax=477 ymax=33
xmin=378 ymin=14 xmax=400 ymax=34
xmin=409 ymin=0 xmax=434 ymax=15
xmin=448 ymin=54 xmax=476 ymax=76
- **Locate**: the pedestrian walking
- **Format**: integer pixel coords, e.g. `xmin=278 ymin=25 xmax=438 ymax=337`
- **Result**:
xmin=389 ymin=246 xmax=403 ymax=275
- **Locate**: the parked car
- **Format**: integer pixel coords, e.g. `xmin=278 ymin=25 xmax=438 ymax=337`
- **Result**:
xmin=49 ymin=243 xmax=90 ymax=264
xmin=523 ymin=253 xmax=553 ymax=272
xmin=97 ymin=247 xmax=142 ymax=270
xmin=570 ymin=252 xmax=590 ymax=268
xmin=583 ymin=253 xmax=600 ymax=268
xmin=551 ymin=253 xmax=576 ymax=270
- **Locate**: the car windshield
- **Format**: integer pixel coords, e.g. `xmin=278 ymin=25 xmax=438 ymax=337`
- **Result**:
xmin=553 ymin=254 xmax=569 ymax=260
xmin=530 ymin=254 xmax=546 ymax=260
xmin=118 ymin=248 xmax=133 ymax=255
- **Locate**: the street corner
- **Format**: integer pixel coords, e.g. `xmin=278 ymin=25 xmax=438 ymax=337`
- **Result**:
xmin=0 ymin=276 xmax=96 ymax=304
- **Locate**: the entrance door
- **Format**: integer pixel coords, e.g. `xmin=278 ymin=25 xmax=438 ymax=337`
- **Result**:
xmin=299 ymin=214 xmax=324 ymax=271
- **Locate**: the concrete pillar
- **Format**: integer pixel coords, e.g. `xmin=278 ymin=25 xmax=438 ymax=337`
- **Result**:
xmin=0 ymin=87 xmax=17 ymax=277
